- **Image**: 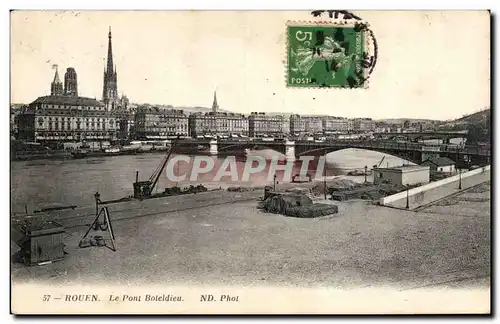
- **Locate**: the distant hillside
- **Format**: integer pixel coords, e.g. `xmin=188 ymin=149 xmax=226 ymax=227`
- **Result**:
xmin=174 ymin=106 xmax=231 ymax=114
xmin=455 ymin=108 xmax=490 ymax=124
xmin=438 ymin=108 xmax=490 ymax=130
xmin=131 ymin=104 xmax=231 ymax=114
xmin=376 ymin=118 xmax=441 ymax=124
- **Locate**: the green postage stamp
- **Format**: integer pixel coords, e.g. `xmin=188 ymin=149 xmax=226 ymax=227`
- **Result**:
xmin=287 ymin=21 xmax=376 ymax=89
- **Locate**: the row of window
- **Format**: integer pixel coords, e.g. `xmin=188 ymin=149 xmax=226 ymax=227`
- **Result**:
xmin=40 ymin=117 xmax=117 ymax=122
xmin=140 ymin=131 xmax=190 ymax=135
xmin=139 ymin=122 xmax=188 ymax=127
xmin=46 ymin=123 xmax=114 ymax=131
xmin=39 ymin=104 xmax=106 ymax=110
xmin=36 ymin=110 xmax=111 ymax=117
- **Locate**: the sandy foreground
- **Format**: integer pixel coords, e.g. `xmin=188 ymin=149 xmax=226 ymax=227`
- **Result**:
xmin=10 ymin=182 xmax=491 ymax=314
xmin=11 ymin=181 xmax=491 ymax=291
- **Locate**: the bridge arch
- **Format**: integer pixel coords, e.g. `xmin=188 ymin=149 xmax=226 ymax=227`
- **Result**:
xmin=217 ymin=142 xmax=286 ymax=155
xmin=296 ymin=146 xmax=422 ymax=165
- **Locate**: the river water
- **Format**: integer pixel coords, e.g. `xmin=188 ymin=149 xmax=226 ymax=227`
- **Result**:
xmin=11 ymin=138 xmax=464 ymax=212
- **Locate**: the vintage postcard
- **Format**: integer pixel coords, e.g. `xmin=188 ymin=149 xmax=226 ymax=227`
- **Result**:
xmin=10 ymin=10 xmax=491 ymax=314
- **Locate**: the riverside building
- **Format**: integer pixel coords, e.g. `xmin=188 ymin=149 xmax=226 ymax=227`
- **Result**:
xmin=135 ymin=106 xmax=189 ymax=139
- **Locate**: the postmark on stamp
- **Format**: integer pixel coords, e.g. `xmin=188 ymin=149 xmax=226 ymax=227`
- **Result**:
xmin=287 ymin=17 xmax=377 ymax=89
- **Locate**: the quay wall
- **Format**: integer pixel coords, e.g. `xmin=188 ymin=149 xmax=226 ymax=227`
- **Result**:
xmin=12 ymin=190 xmax=262 ymax=229
xmin=379 ymin=166 xmax=490 ymax=210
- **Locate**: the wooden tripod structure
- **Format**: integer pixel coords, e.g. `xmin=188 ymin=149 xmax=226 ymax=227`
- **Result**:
xmin=78 ymin=193 xmax=116 ymax=251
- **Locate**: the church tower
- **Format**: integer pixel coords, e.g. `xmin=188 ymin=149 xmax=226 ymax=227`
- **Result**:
xmin=102 ymin=27 xmax=118 ymax=110
xmin=212 ymin=90 xmax=219 ymax=113
xmin=64 ymin=67 xmax=78 ymax=96
xmin=50 ymin=65 xmax=64 ymax=96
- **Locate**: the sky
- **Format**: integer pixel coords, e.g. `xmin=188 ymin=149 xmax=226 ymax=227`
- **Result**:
xmin=10 ymin=10 xmax=490 ymax=120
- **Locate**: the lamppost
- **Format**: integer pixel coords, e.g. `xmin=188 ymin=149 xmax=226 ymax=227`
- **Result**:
xmin=406 ymin=187 xmax=410 ymax=209
xmin=94 ymin=191 xmax=101 ymax=217
xmin=323 ymin=169 xmax=327 ymax=200
xmin=94 ymin=191 xmax=101 ymax=230
xmin=458 ymin=168 xmax=462 ymax=190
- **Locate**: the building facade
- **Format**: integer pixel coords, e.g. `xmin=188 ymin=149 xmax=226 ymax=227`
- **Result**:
xmin=188 ymin=112 xmax=248 ymax=138
xmin=304 ymin=116 xmax=323 ymax=134
xmin=421 ymin=157 xmax=456 ymax=173
xmin=248 ymin=112 xmax=288 ymax=137
xmin=289 ymin=114 xmax=306 ymax=135
xmin=323 ymin=116 xmax=350 ymax=133
xmin=18 ymin=94 xmax=120 ymax=142
xmin=188 ymin=91 xmax=249 ymax=138
xmin=135 ymin=106 xmax=189 ymax=139
xmin=113 ymin=109 xmax=135 ymax=140
xmin=353 ymin=118 xmax=375 ymax=132
xmin=373 ymin=165 xmax=430 ymax=186
xmin=290 ymin=115 xmax=324 ymax=136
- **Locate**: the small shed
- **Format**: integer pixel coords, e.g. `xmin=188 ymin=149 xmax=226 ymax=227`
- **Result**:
xmin=373 ymin=165 xmax=430 ymax=186
xmin=421 ymin=157 xmax=456 ymax=173
xmin=12 ymin=217 xmax=65 ymax=266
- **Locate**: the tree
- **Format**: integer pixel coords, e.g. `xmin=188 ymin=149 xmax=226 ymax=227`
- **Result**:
xmin=467 ymin=123 xmax=488 ymax=144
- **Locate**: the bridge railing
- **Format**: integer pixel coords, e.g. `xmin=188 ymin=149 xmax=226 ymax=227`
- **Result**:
xmin=189 ymin=138 xmax=491 ymax=156
xmin=294 ymin=139 xmax=490 ymax=156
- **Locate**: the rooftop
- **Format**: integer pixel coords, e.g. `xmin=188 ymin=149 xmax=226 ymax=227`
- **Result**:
xmin=30 ymin=95 xmax=104 ymax=107
xmin=374 ymin=165 xmax=430 ymax=172
xmin=422 ymin=157 xmax=456 ymax=166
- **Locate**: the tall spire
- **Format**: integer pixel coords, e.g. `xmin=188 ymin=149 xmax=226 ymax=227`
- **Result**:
xmin=52 ymin=65 xmax=61 ymax=83
xmin=51 ymin=64 xmax=63 ymax=96
xmin=102 ymin=27 xmax=118 ymax=109
xmin=106 ymin=26 xmax=114 ymax=74
xmin=212 ymin=90 xmax=219 ymax=113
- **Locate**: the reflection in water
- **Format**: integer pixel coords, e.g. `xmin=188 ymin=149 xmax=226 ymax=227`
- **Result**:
xmin=10 ymin=148 xmax=421 ymax=211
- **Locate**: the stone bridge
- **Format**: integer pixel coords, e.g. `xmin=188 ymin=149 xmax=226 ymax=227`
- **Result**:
xmin=175 ymin=138 xmax=491 ymax=167
xmin=373 ymin=131 xmax=468 ymax=143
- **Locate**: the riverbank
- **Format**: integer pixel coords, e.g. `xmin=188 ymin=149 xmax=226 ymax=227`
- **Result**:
xmin=10 ymin=148 xmax=177 ymax=161
xmin=11 ymin=182 xmax=490 ymax=290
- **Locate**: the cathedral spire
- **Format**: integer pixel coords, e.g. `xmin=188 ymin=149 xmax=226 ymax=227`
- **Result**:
xmin=212 ymin=90 xmax=219 ymax=113
xmin=102 ymin=27 xmax=118 ymax=108
xmin=51 ymin=64 xmax=63 ymax=96
xmin=52 ymin=65 xmax=61 ymax=83
xmin=106 ymin=26 xmax=114 ymax=74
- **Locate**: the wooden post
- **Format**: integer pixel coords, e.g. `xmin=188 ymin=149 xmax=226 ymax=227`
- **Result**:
xmin=135 ymin=171 xmax=139 ymax=183
xmin=459 ymin=169 xmax=462 ymax=190
xmin=364 ymin=165 xmax=368 ymax=183
xmin=406 ymin=188 xmax=410 ymax=209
